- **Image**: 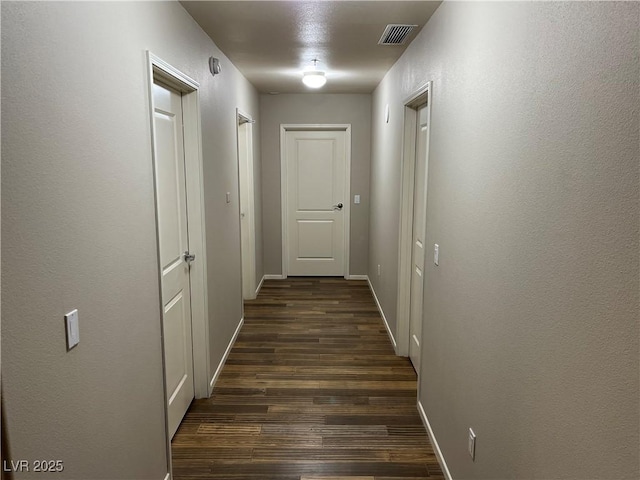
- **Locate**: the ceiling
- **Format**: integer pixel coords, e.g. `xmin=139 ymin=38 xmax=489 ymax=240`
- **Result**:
xmin=180 ymin=1 xmax=442 ymax=94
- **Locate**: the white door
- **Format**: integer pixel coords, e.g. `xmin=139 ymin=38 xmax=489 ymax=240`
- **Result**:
xmin=409 ymin=105 xmax=429 ymax=372
xmin=152 ymin=80 xmax=195 ymax=438
xmin=238 ymin=116 xmax=256 ymax=299
xmin=284 ymin=129 xmax=348 ymax=276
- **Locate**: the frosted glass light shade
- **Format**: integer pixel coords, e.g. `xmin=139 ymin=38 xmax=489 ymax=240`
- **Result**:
xmin=302 ymin=71 xmax=327 ymax=88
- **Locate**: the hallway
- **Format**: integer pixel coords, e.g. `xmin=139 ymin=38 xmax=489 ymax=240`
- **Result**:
xmin=3 ymin=2 xmax=638 ymax=478
xmin=171 ymin=278 xmax=444 ymax=479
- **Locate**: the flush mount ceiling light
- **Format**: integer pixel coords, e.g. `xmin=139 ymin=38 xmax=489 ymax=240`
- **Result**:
xmin=302 ymin=59 xmax=327 ymax=88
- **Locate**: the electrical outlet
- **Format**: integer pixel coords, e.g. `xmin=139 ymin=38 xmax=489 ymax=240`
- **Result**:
xmin=468 ymin=428 xmax=476 ymax=460
xmin=377 ymin=264 xmax=381 ymax=276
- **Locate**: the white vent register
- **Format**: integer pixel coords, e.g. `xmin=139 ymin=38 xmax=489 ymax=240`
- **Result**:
xmin=378 ymin=24 xmax=418 ymax=45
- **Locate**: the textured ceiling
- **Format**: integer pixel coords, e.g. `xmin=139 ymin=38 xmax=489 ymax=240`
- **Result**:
xmin=181 ymin=1 xmax=442 ymax=93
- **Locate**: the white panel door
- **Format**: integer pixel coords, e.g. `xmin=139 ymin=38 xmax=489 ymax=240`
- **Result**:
xmin=409 ymin=105 xmax=429 ymax=372
xmin=152 ymin=81 xmax=194 ymax=438
xmin=285 ymin=130 xmax=347 ymax=276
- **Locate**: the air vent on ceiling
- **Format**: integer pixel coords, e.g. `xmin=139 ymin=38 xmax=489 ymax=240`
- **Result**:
xmin=378 ymin=24 xmax=418 ymax=45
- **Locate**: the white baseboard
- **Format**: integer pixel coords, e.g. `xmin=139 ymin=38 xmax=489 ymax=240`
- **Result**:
xmin=417 ymin=400 xmax=453 ymax=480
xmin=255 ymin=275 xmax=265 ymax=296
xmin=347 ymin=274 xmax=368 ymax=280
xmin=366 ymin=276 xmax=397 ymax=350
xmin=263 ymin=274 xmax=285 ymax=280
xmin=163 ymin=473 xmax=170 ymax=480
xmin=209 ymin=316 xmax=244 ymax=392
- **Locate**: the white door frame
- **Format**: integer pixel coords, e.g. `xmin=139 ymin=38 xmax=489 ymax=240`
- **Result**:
xmin=146 ymin=52 xmax=211 ymax=476
xmin=237 ymin=109 xmax=257 ymax=300
xmin=280 ymin=124 xmax=351 ymax=279
xmin=396 ymin=82 xmax=432 ymax=357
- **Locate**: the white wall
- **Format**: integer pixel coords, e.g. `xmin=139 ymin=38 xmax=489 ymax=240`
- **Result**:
xmin=1 ymin=2 xmax=259 ymax=478
xmin=370 ymin=2 xmax=639 ymax=478
xmin=260 ymin=93 xmax=371 ymax=276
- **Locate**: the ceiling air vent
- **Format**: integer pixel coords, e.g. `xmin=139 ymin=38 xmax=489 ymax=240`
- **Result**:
xmin=378 ymin=24 xmax=418 ymax=45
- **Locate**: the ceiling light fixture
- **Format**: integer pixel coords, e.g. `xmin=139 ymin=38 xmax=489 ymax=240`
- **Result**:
xmin=302 ymin=59 xmax=327 ymax=88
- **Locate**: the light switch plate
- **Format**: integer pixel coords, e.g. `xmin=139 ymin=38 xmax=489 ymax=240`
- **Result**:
xmin=226 ymin=192 xmax=231 ymax=203
xmin=468 ymin=428 xmax=476 ymax=460
xmin=65 ymin=309 xmax=80 ymax=350
xmin=434 ymin=244 xmax=439 ymax=266
xmin=354 ymin=194 xmax=361 ymax=204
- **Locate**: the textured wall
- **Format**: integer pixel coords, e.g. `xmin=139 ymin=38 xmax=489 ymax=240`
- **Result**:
xmin=260 ymin=93 xmax=371 ymax=276
xmin=1 ymin=2 xmax=259 ymax=478
xmin=370 ymin=2 xmax=639 ymax=478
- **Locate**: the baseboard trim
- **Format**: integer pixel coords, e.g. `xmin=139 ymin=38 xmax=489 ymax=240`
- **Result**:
xmin=366 ymin=276 xmax=397 ymax=350
xmin=163 ymin=473 xmax=170 ymax=480
xmin=209 ymin=316 xmax=244 ymax=391
xmin=255 ymin=275 xmax=265 ymax=296
xmin=263 ymin=274 xmax=285 ymax=280
xmin=347 ymin=274 xmax=368 ymax=280
xmin=417 ymin=400 xmax=453 ymax=480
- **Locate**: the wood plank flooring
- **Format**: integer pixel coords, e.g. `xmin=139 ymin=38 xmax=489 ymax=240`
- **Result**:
xmin=172 ymin=278 xmax=444 ymax=480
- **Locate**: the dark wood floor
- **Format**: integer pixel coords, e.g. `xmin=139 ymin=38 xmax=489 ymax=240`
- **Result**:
xmin=172 ymin=277 xmax=444 ymax=480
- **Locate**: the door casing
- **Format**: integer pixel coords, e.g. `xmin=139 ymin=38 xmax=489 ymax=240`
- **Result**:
xmin=146 ymin=51 xmax=210 ymax=478
xmin=280 ymin=124 xmax=352 ymax=278
xmin=396 ymin=82 xmax=432 ymax=359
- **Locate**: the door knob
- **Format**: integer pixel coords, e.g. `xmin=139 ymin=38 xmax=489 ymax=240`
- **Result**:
xmin=333 ymin=203 xmax=343 ymax=211
xmin=184 ymin=251 xmax=196 ymax=264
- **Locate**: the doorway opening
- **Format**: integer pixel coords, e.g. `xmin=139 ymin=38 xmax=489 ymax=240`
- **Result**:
xmin=396 ymin=82 xmax=432 ymax=374
xmin=237 ymin=109 xmax=257 ymax=300
xmin=146 ymin=52 xmax=211 ymax=477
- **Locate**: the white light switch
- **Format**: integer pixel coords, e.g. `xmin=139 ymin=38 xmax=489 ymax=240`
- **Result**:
xmin=65 ymin=309 xmax=80 ymax=350
xmin=354 ymin=194 xmax=361 ymax=204
xmin=434 ymin=244 xmax=439 ymax=266
xmin=468 ymin=428 xmax=476 ymax=460
xmin=226 ymin=192 xmax=231 ymax=203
